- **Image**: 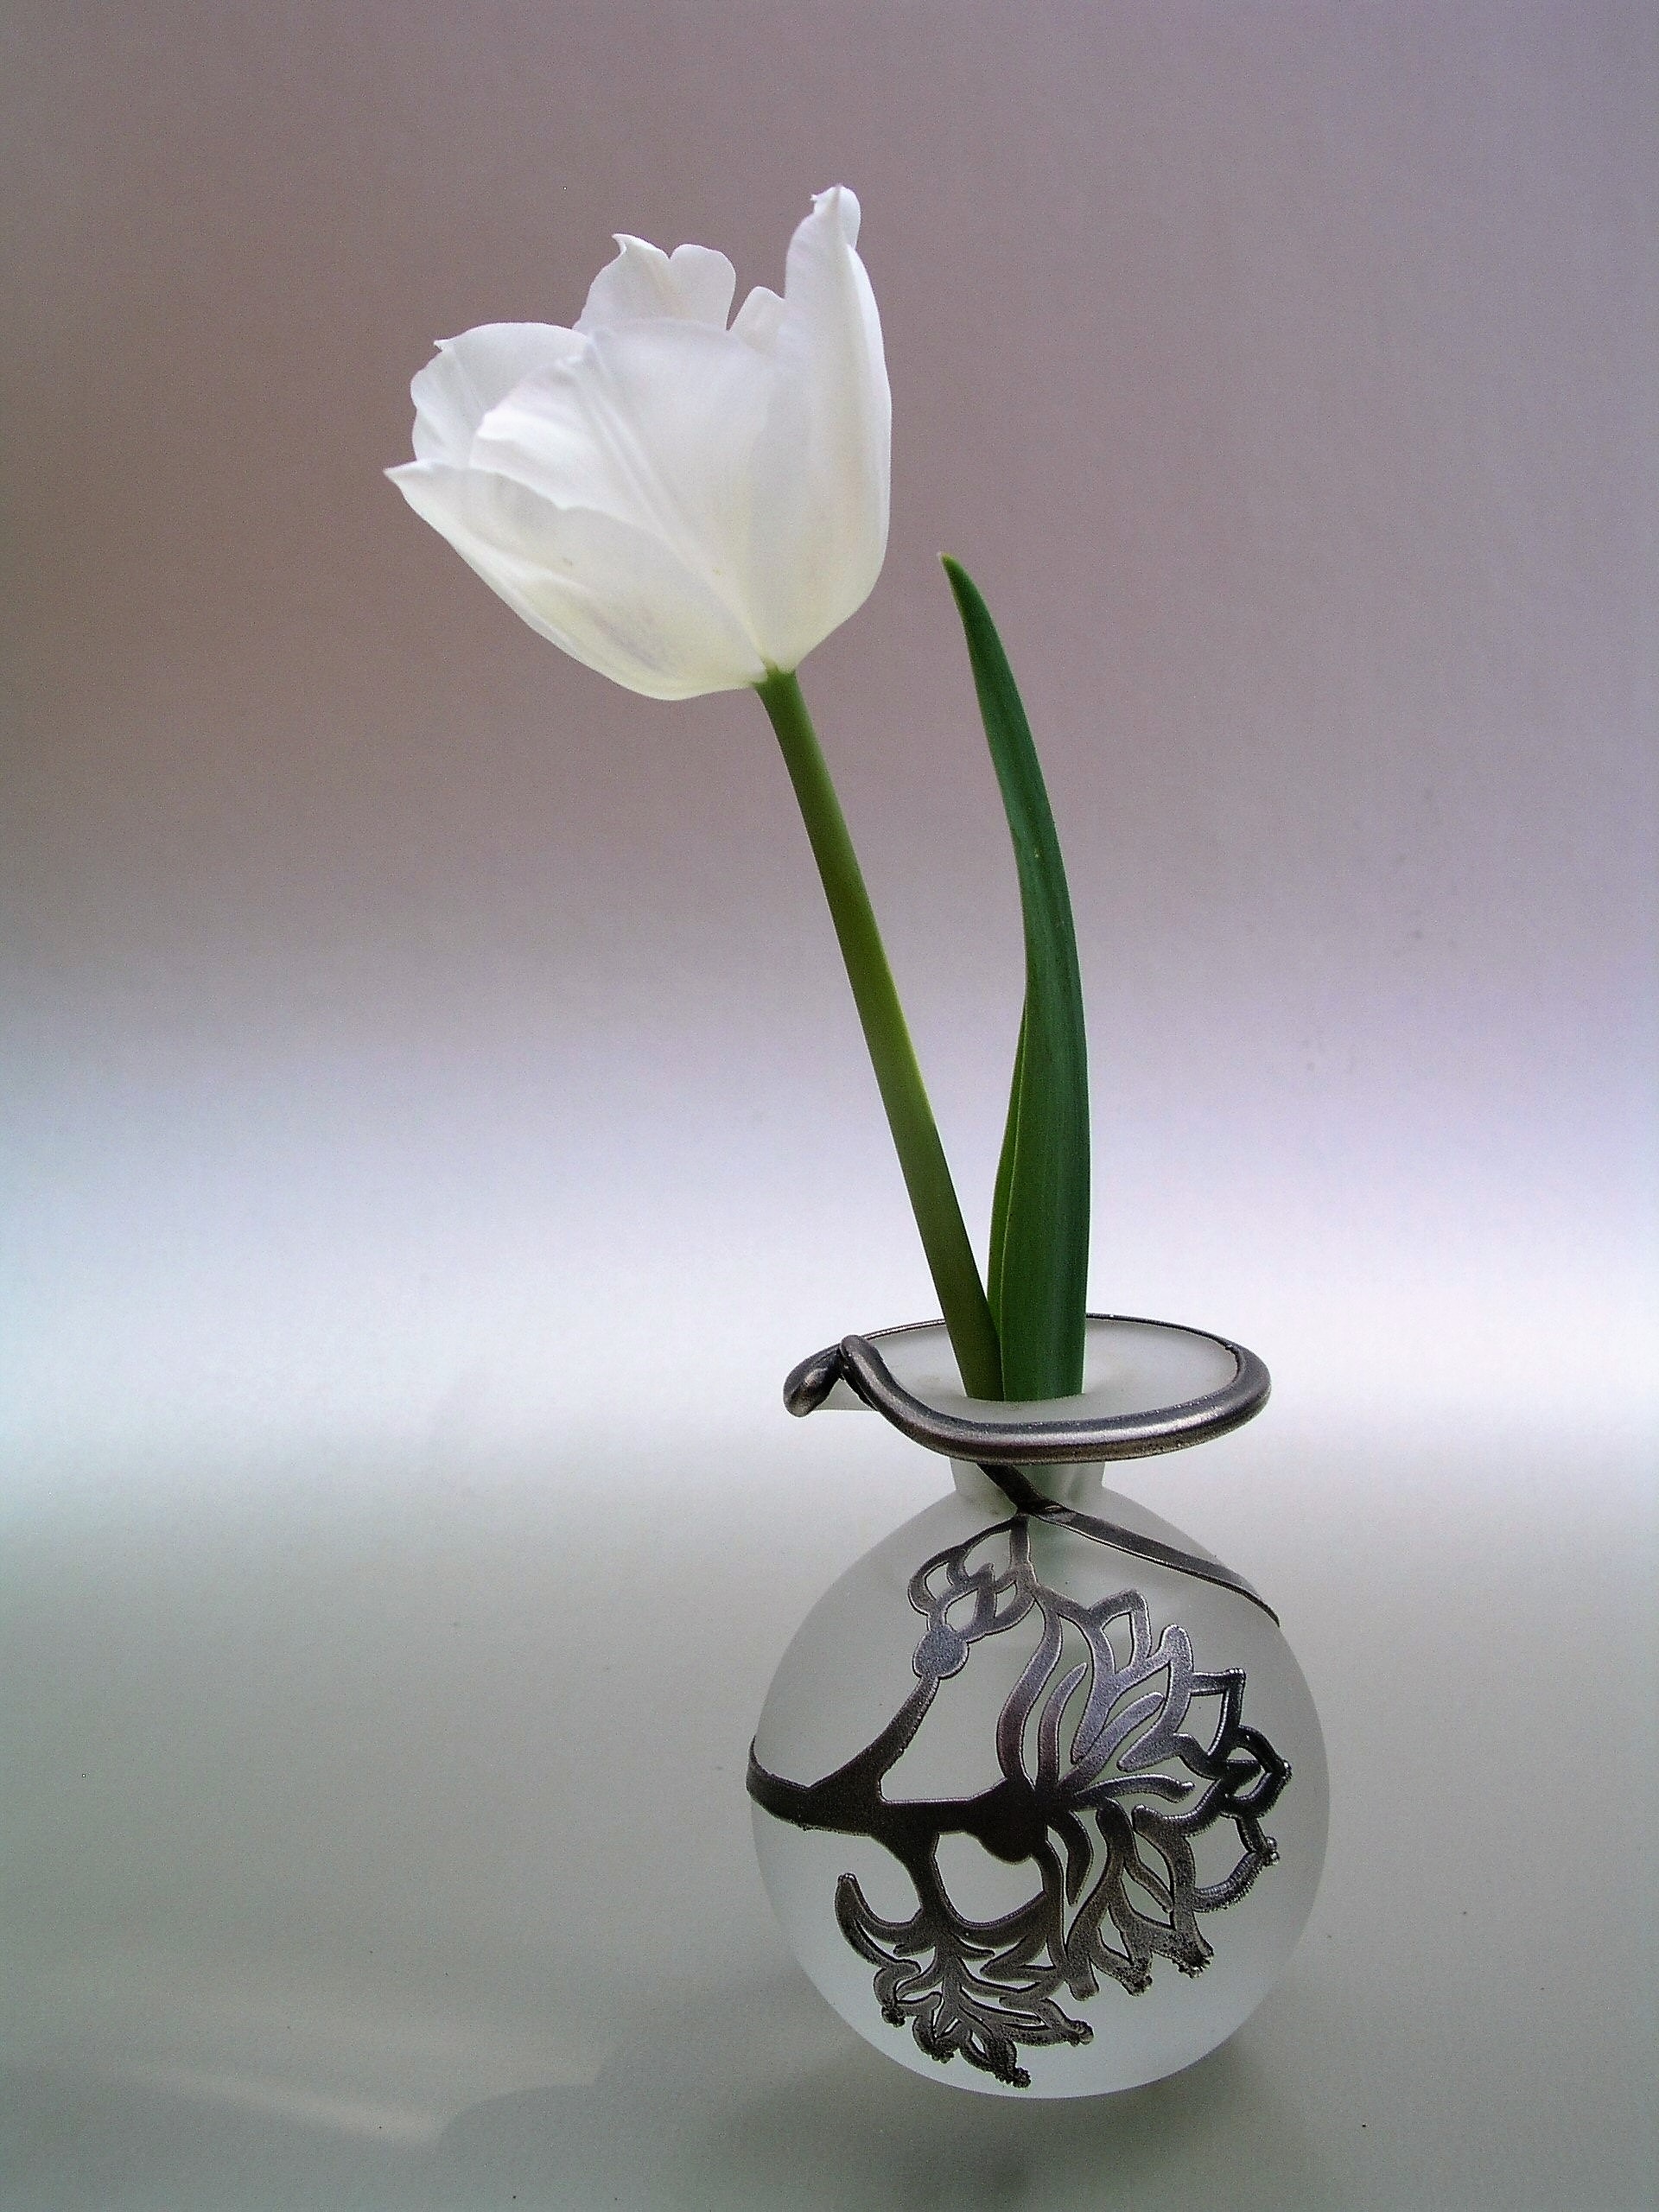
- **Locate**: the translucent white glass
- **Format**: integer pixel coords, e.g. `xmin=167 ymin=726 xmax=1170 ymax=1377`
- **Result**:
xmin=751 ymin=1324 xmax=1328 ymax=2098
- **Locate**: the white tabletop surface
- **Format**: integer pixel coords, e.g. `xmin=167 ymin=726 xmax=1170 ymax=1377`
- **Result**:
xmin=5 ymin=1379 xmax=1653 ymax=2210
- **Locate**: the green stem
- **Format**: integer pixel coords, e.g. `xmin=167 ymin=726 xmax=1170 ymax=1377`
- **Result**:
xmin=756 ymin=668 xmax=1002 ymax=1400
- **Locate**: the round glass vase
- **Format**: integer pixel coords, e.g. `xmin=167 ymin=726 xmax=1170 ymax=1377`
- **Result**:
xmin=748 ymin=1316 xmax=1327 ymax=2098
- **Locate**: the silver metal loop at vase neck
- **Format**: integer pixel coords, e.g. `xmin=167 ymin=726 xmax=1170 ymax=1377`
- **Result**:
xmin=784 ymin=1316 xmax=1279 ymax=1622
xmin=784 ymin=1314 xmax=1272 ymax=1465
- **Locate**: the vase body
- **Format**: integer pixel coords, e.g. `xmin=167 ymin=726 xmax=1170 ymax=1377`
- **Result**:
xmin=748 ymin=1320 xmax=1328 ymax=2097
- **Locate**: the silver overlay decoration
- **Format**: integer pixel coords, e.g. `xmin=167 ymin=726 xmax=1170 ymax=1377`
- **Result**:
xmin=749 ymin=1324 xmax=1288 ymax=2088
xmin=785 ymin=1325 xmax=1279 ymax=1622
xmin=785 ymin=1318 xmax=1272 ymax=1464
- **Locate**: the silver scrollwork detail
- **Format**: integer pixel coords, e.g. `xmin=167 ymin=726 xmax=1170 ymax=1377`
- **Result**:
xmin=749 ymin=1494 xmax=1289 ymax=2088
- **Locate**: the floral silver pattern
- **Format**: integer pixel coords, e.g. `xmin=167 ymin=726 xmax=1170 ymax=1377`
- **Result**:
xmin=749 ymin=1501 xmax=1289 ymax=2088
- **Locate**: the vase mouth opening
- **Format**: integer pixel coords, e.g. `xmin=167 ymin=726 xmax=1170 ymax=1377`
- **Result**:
xmin=785 ymin=1315 xmax=1270 ymax=1465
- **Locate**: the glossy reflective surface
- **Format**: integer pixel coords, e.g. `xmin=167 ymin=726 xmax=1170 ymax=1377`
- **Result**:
xmin=4 ymin=1410 xmax=1654 ymax=2208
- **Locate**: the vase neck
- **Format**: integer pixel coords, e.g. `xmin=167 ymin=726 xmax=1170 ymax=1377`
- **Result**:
xmin=950 ymin=1459 xmax=1104 ymax=1510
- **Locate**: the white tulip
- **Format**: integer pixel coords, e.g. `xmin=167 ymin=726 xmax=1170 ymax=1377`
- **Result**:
xmin=389 ymin=186 xmax=890 ymax=700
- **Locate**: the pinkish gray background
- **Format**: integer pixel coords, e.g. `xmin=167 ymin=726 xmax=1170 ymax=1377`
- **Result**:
xmin=4 ymin=4 xmax=1654 ymax=2207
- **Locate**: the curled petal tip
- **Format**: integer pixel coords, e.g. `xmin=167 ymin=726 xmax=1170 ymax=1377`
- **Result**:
xmin=810 ymin=183 xmax=861 ymax=240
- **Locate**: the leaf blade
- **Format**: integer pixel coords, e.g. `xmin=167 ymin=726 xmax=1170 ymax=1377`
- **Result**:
xmin=944 ymin=556 xmax=1090 ymax=1400
xmin=988 ymin=1000 xmax=1027 ymax=1340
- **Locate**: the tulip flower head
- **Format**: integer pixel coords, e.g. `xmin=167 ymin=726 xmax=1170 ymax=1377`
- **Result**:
xmin=390 ymin=186 xmax=890 ymax=699
xmin=392 ymin=187 xmax=1089 ymax=1406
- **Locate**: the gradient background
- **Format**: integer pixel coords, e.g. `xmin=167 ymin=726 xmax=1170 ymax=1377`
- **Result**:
xmin=3 ymin=3 xmax=1655 ymax=2206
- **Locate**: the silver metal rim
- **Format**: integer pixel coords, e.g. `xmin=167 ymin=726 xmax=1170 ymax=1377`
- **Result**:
xmin=785 ymin=1313 xmax=1271 ymax=1463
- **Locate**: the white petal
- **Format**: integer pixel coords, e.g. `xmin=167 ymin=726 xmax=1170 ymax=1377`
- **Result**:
xmin=743 ymin=186 xmax=891 ymax=671
xmin=387 ymin=461 xmax=766 ymax=698
xmin=731 ymin=284 xmax=786 ymax=354
xmin=392 ymin=188 xmax=888 ymax=691
xmin=471 ymin=321 xmax=776 ymax=642
xmin=410 ymin=322 xmax=584 ymax=464
xmin=577 ymin=236 xmax=737 ymax=333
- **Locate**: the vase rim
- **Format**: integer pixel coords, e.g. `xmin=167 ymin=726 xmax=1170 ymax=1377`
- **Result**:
xmin=784 ymin=1313 xmax=1270 ymax=1464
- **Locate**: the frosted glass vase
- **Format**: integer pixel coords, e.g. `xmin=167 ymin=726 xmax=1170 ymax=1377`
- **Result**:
xmin=749 ymin=1317 xmax=1327 ymax=2098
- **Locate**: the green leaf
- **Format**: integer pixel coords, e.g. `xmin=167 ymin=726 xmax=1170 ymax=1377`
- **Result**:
xmin=756 ymin=668 xmax=1003 ymax=1401
xmin=944 ymin=557 xmax=1090 ymax=1400
xmin=988 ymin=1001 xmax=1026 ymax=1340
